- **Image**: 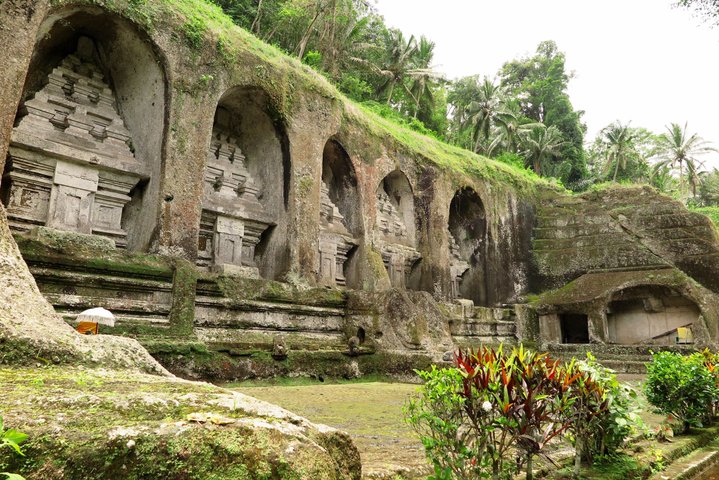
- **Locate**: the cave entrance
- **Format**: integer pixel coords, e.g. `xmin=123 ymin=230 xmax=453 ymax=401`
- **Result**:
xmin=448 ymin=187 xmax=487 ymax=304
xmin=560 ymin=314 xmax=590 ymax=344
xmin=607 ymin=285 xmax=699 ymax=345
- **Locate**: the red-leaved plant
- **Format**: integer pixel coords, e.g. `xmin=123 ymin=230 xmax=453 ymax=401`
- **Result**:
xmin=455 ymin=345 xmax=577 ymax=480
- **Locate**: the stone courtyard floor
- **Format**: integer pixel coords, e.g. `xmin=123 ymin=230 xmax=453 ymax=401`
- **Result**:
xmin=232 ymin=380 xmax=428 ymax=479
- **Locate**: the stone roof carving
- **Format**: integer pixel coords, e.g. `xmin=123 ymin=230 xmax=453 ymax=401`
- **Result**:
xmin=11 ymin=37 xmax=141 ymax=173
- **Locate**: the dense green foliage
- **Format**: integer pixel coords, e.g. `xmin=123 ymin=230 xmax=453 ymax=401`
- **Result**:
xmin=405 ymin=346 xmax=640 ymax=480
xmin=572 ymin=354 xmax=643 ymax=466
xmin=644 ymin=352 xmax=718 ymax=433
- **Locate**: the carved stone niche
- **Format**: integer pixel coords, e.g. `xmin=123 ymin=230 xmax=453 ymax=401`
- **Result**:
xmin=319 ymin=181 xmax=357 ymax=287
xmin=1 ymin=37 xmax=149 ymax=248
xmin=449 ymin=231 xmax=470 ymax=299
xmin=198 ymin=127 xmax=275 ymax=277
xmin=374 ymin=190 xmax=420 ymax=288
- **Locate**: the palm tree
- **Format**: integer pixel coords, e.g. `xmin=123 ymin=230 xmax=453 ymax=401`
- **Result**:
xmin=655 ymin=122 xmax=717 ymax=198
xmin=375 ymin=29 xmax=418 ymax=104
xmin=494 ymin=105 xmax=543 ymax=154
xmin=326 ymin=16 xmax=370 ymax=77
xmin=407 ymin=36 xmax=442 ymax=118
xmin=520 ymin=125 xmax=565 ymax=176
xmin=598 ymin=121 xmax=638 ymax=182
xmin=462 ymin=77 xmax=513 ymax=154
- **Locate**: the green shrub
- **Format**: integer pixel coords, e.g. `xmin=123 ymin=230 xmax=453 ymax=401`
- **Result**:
xmin=404 ymin=366 xmax=488 ymax=480
xmin=1 ymin=416 xmax=27 ymax=480
xmin=406 ymin=345 xmax=577 ymax=480
xmin=566 ymin=354 xmax=643 ymax=475
xmin=644 ymin=351 xmax=718 ymax=433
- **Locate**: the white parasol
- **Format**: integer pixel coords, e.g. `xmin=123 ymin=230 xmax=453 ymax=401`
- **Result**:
xmin=76 ymin=307 xmax=116 ymax=327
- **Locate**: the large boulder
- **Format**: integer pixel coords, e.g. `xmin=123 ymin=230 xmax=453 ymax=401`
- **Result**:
xmin=0 ymin=204 xmax=361 ymax=479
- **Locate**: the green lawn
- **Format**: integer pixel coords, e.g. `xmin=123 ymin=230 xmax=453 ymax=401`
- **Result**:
xmin=233 ymin=381 xmax=428 ymax=479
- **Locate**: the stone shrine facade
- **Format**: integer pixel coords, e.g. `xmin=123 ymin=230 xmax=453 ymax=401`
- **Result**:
xmin=449 ymin=232 xmax=470 ymax=299
xmin=318 ymin=180 xmax=356 ymax=286
xmin=198 ymin=126 xmax=275 ymax=276
xmin=1 ymin=37 xmax=148 ymax=248
xmin=374 ymin=190 xmax=420 ymax=288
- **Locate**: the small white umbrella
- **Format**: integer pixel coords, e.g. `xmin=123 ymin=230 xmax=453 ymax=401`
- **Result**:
xmin=76 ymin=307 xmax=116 ymax=327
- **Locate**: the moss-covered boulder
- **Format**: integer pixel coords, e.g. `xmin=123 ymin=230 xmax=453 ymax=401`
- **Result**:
xmin=0 ymin=204 xmax=360 ymax=478
xmin=0 ymin=367 xmax=361 ymax=479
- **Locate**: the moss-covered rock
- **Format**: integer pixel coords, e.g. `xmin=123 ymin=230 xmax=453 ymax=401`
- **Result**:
xmin=0 ymin=366 xmax=361 ymax=479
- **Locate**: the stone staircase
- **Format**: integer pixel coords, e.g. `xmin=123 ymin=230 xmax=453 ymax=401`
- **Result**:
xmin=445 ymin=300 xmax=517 ymax=347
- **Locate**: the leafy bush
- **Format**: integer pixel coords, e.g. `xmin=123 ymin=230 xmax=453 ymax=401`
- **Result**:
xmin=1 ymin=416 xmax=27 ymax=480
xmin=644 ymin=352 xmax=718 ymax=432
xmin=566 ymin=354 xmax=643 ymax=475
xmin=406 ymin=345 xmax=577 ymax=480
xmin=405 ymin=366 xmax=489 ymax=480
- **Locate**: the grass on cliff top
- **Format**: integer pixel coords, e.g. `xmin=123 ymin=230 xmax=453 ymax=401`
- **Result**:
xmin=49 ymin=0 xmax=557 ymax=195
xmin=690 ymin=206 xmax=719 ymax=229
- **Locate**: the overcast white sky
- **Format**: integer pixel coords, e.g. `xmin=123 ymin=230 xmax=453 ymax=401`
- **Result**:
xmin=373 ymin=0 xmax=719 ymax=169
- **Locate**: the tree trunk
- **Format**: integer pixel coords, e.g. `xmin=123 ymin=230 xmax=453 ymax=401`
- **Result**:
xmin=574 ymin=437 xmax=582 ymax=478
xmin=250 ymin=0 xmax=264 ymax=35
xmin=526 ymin=453 xmax=533 ymax=480
xmin=296 ymin=5 xmax=323 ymax=60
xmin=385 ymin=80 xmax=396 ymax=105
xmin=613 ymin=159 xmax=619 ymax=182
xmin=533 ymin=159 xmax=541 ymax=176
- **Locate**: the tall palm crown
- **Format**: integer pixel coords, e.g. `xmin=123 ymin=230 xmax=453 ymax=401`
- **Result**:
xmin=463 ymin=77 xmax=513 ymax=154
xmin=599 ymin=121 xmax=638 ymax=182
xmin=655 ymin=122 xmax=717 ymax=197
xmin=521 ymin=125 xmax=565 ymax=176
xmin=408 ymin=36 xmax=440 ymax=118
xmin=376 ymin=30 xmax=417 ymax=104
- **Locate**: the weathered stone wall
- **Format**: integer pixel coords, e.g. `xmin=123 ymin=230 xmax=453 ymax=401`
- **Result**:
xmin=2 ymin=0 xmax=719 ymax=374
xmin=0 ymin=0 xmax=537 ymax=305
xmin=532 ymin=186 xmax=719 ymax=293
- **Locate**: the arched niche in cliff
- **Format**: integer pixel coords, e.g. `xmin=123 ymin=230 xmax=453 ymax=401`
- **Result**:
xmin=606 ymin=285 xmax=700 ymax=345
xmin=448 ymin=187 xmax=488 ymax=305
xmin=198 ymin=86 xmax=290 ymax=280
xmin=0 ymin=8 xmax=167 ymax=251
xmin=374 ymin=169 xmax=420 ymax=289
xmin=318 ymin=139 xmax=361 ymax=288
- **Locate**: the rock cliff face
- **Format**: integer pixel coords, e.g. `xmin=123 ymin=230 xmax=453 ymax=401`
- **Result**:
xmin=1 ymin=0 xmax=719 ymax=398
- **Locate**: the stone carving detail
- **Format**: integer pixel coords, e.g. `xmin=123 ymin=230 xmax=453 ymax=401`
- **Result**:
xmin=319 ymin=181 xmax=357 ymax=286
xmin=374 ymin=190 xmax=420 ymax=288
xmin=1 ymin=37 xmax=148 ymax=247
xmin=449 ymin=231 xmax=470 ymax=299
xmin=198 ymin=127 xmax=275 ymax=276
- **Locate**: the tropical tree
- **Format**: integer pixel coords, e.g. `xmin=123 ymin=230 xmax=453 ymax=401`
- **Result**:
xmin=407 ymin=36 xmax=441 ymax=118
xmin=500 ymin=41 xmax=587 ymax=186
xmin=591 ymin=121 xmax=643 ymax=182
xmin=654 ymin=122 xmax=717 ymax=198
xmin=461 ymin=77 xmax=513 ymax=154
xmin=374 ymin=29 xmax=417 ymax=104
xmin=698 ymin=169 xmax=719 ymax=206
xmin=520 ymin=125 xmax=565 ymax=176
